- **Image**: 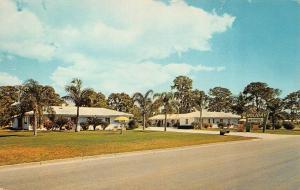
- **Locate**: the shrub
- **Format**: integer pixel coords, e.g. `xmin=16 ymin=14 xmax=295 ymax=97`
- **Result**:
xmin=87 ymin=117 xmax=103 ymax=130
xmin=203 ymin=123 xmax=212 ymax=129
xmin=245 ymin=123 xmax=251 ymax=132
xmin=127 ymin=120 xmax=139 ymax=130
xmin=54 ymin=117 xmax=69 ymax=130
xmin=283 ymin=122 xmax=295 ymax=130
xmin=274 ymin=123 xmax=282 ymax=130
xmin=218 ymin=122 xmax=225 ymax=128
xmin=65 ymin=119 xmax=75 ymax=130
xmin=80 ymin=122 xmax=90 ymax=130
xmin=44 ymin=120 xmax=54 ymax=130
xmin=191 ymin=121 xmax=200 ymax=129
xmin=100 ymin=121 xmax=109 ymax=130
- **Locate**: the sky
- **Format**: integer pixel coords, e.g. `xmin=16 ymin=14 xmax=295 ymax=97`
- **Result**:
xmin=0 ymin=0 xmax=299 ymax=97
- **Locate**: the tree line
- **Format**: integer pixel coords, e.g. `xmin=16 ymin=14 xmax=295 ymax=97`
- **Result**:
xmin=0 ymin=76 xmax=299 ymax=135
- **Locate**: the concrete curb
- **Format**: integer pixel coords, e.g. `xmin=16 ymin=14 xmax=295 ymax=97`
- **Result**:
xmin=0 ymin=138 xmax=260 ymax=171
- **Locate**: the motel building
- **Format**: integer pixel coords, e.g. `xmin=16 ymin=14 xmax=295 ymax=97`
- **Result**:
xmin=11 ymin=105 xmax=133 ymax=130
xmin=149 ymin=110 xmax=241 ymax=128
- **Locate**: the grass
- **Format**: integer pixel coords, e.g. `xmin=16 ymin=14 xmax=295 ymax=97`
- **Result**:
xmin=251 ymin=128 xmax=300 ymax=135
xmin=0 ymin=130 xmax=252 ymax=166
xmin=202 ymin=127 xmax=300 ymax=135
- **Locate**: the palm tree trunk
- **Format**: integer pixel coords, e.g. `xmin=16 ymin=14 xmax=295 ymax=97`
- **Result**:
xmin=33 ymin=108 xmax=37 ymax=136
xmin=199 ymin=107 xmax=203 ymax=129
xmin=75 ymin=106 xmax=80 ymax=132
xmin=143 ymin=113 xmax=146 ymax=130
xmin=164 ymin=112 xmax=167 ymax=132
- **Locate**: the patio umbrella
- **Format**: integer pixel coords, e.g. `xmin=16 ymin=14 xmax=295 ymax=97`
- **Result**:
xmin=114 ymin=116 xmax=129 ymax=122
xmin=114 ymin=116 xmax=129 ymax=134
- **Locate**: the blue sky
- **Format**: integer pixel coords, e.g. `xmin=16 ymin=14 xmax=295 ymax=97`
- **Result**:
xmin=0 ymin=0 xmax=299 ymax=96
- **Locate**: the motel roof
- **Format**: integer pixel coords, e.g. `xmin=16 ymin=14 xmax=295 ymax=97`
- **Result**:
xmin=24 ymin=106 xmax=133 ymax=117
xmin=149 ymin=110 xmax=240 ymax=120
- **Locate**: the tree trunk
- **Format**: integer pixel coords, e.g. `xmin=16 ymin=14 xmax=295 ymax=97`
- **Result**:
xmin=164 ymin=112 xmax=167 ymax=132
xmin=199 ymin=107 xmax=203 ymax=129
xmin=75 ymin=106 xmax=80 ymax=132
xmin=143 ymin=113 xmax=146 ymax=130
xmin=33 ymin=108 xmax=38 ymax=136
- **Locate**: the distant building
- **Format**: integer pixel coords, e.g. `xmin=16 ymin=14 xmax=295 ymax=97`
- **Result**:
xmin=149 ymin=110 xmax=240 ymax=128
xmin=12 ymin=105 xmax=133 ymax=130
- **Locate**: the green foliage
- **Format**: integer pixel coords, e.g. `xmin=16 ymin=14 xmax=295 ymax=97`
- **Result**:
xmin=54 ymin=117 xmax=70 ymax=130
xmin=274 ymin=123 xmax=282 ymax=130
xmin=284 ymin=91 xmax=300 ymax=121
xmin=282 ymin=122 xmax=295 ymax=130
xmin=171 ymin=76 xmax=194 ymax=113
xmin=127 ymin=120 xmax=139 ymax=130
xmin=107 ymin=92 xmax=133 ymax=113
xmin=64 ymin=78 xmax=93 ymax=132
xmin=243 ymin=82 xmax=281 ymax=112
xmin=208 ymin=87 xmax=233 ymax=112
xmin=132 ymin=90 xmax=153 ymax=130
xmin=80 ymin=122 xmax=90 ymax=130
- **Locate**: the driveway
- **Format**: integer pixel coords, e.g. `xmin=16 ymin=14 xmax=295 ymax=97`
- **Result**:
xmin=0 ymin=133 xmax=299 ymax=190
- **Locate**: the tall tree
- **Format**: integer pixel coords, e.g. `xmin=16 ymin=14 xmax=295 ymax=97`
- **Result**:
xmin=21 ymin=79 xmax=61 ymax=135
xmin=192 ymin=89 xmax=208 ymax=129
xmin=267 ymin=98 xmax=285 ymax=129
xmin=154 ymin=92 xmax=176 ymax=132
xmin=64 ymin=78 xmax=93 ymax=132
xmin=243 ymin=82 xmax=281 ymax=112
xmin=171 ymin=76 xmax=194 ymax=113
xmin=84 ymin=90 xmax=108 ymax=108
xmin=208 ymin=87 xmax=233 ymax=112
xmin=133 ymin=90 xmax=153 ymax=130
xmin=232 ymin=93 xmax=249 ymax=116
xmin=284 ymin=90 xmax=300 ymax=122
xmin=107 ymin=93 xmax=133 ymax=113
xmin=0 ymin=86 xmax=18 ymax=126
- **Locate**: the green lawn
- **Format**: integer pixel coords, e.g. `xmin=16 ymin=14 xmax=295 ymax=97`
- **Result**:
xmin=0 ymin=130 xmax=252 ymax=166
xmin=251 ymin=129 xmax=300 ymax=135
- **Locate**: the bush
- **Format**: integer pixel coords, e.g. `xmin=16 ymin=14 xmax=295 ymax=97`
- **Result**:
xmin=80 ymin=122 xmax=90 ymax=130
xmin=203 ymin=123 xmax=212 ymax=129
xmin=44 ymin=120 xmax=54 ymax=130
xmin=100 ymin=121 xmax=109 ymax=130
xmin=245 ymin=123 xmax=251 ymax=132
xmin=54 ymin=117 xmax=69 ymax=130
xmin=283 ymin=122 xmax=295 ymax=130
xmin=127 ymin=120 xmax=139 ymax=130
xmin=191 ymin=121 xmax=200 ymax=129
xmin=274 ymin=123 xmax=282 ymax=130
xmin=218 ymin=122 xmax=225 ymax=128
xmin=65 ymin=119 xmax=75 ymax=130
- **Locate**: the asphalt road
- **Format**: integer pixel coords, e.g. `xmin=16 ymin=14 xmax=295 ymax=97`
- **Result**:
xmin=0 ymin=136 xmax=299 ymax=190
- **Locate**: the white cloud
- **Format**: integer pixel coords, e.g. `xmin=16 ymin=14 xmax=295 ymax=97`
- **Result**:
xmin=51 ymin=54 xmax=225 ymax=95
xmin=0 ymin=72 xmax=22 ymax=86
xmin=1 ymin=0 xmax=235 ymax=93
xmin=0 ymin=0 xmax=55 ymax=60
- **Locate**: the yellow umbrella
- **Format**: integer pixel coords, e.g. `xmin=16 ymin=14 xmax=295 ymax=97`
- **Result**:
xmin=114 ymin=116 xmax=129 ymax=122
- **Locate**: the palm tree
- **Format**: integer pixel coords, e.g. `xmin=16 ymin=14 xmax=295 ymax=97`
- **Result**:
xmin=154 ymin=92 xmax=176 ymax=132
xmin=22 ymin=79 xmax=56 ymax=136
xmin=192 ymin=90 xmax=208 ymax=129
xmin=64 ymin=78 xmax=93 ymax=132
xmin=132 ymin=90 xmax=153 ymax=130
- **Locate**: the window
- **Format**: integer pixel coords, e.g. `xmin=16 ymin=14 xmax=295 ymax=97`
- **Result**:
xmin=220 ymin=119 xmax=223 ymax=122
xmin=185 ymin=119 xmax=189 ymax=124
xmin=105 ymin=118 xmax=110 ymax=123
xmin=213 ymin=119 xmax=215 ymax=123
xmin=208 ymin=119 xmax=211 ymax=124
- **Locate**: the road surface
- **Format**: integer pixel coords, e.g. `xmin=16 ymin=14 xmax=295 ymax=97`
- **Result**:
xmin=0 ymin=135 xmax=299 ymax=190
